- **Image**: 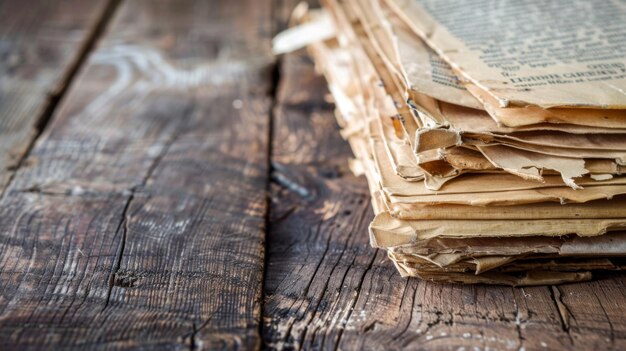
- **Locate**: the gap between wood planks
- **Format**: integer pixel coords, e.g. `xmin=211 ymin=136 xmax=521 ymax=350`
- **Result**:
xmin=260 ymin=4 xmax=284 ymax=348
xmin=0 ymin=0 xmax=122 ymax=199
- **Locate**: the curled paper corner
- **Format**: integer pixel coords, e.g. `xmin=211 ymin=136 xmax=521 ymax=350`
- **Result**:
xmin=289 ymin=2 xmax=309 ymax=25
xmin=271 ymin=9 xmax=336 ymax=55
xmin=563 ymin=177 xmax=584 ymax=191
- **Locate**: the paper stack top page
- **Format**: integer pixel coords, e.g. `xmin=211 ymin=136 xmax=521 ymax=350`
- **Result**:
xmin=273 ymin=0 xmax=626 ymax=285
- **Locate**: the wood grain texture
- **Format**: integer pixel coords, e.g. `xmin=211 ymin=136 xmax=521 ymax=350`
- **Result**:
xmin=0 ymin=0 xmax=113 ymax=193
xmin=0 ymin=0 xmax=275 ymax=349
xmin=261 ymin=50 xmax=626 ymax=350
xmin=3 ymin=1 xmax=626 ymax=350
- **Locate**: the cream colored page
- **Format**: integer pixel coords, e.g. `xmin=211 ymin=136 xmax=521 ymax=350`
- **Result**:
xmin=392 ymin=20 xmax=483 ymax=109
xmin=389 ymin=0 xmax=626 ymax=108
xmin=364 ymin=0 xmax=484 ymax=109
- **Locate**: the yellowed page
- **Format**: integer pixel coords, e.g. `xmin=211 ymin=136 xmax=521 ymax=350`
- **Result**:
xmin=354 ymin=0 xmax=483 ymax=109
xmin=464 ymin=83 xmax=626 ymax=128
xmin=369 ymin=211 xmax=626 ymax=247
xmin=388 ymin=0 xmax=626 ymax=109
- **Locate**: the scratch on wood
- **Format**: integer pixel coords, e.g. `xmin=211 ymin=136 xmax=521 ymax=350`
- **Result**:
xmin=103 ymin=190 xmax=133 ymax=311
xmin=593 ymin=287 xmax=615 ymax=347
xmin=102 ymin=100 xmax=195 ymax=311
xmin=271 ymin=162 xmax=313 ymax=200
xmin=550 ymin=285 xmax=571 ymax=332
xmin=334 ymin=250 xmax=378 ymax=348
xmin=511 ymin=287 xmax=525 ymax=350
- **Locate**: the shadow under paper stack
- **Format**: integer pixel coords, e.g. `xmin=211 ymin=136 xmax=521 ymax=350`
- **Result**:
xmin=276 ymin=0 xmax=626 ymax=285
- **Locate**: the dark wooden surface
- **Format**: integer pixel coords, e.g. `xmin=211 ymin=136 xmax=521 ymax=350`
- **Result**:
xmin=1 ymin=0 xmax=626 ymax=350
xmin=0 ymin=0 xmax=113 ymax=193
xmin=0 ymin=0 xmax=274 ymax=349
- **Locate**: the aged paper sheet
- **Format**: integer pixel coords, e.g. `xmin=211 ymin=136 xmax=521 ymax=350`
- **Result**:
xmin=388 ymin=0 xmax=626 ymax=108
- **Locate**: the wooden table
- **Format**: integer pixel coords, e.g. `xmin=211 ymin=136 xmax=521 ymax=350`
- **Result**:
xmin=1 ymin=0 xmax=625 ymax=349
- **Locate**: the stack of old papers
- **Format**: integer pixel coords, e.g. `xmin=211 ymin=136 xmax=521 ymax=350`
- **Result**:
xmin=274 ymin=0 xmax=626 ymax=285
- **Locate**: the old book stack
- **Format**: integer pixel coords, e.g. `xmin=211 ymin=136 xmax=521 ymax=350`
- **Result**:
xmin=274 ymin=0 xmax=626 ymax=285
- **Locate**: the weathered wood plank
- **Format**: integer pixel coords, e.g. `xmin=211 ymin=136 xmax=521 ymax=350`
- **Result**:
xmin=262 ymin=49 xmax=626 ymax=350
xmin=0 ymin=0 xmax=114 ymax=194
xmin=262 ymin=48 xmax=379 ymax=350
xmin=0 ymin=0 xmax=275 ymax=349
